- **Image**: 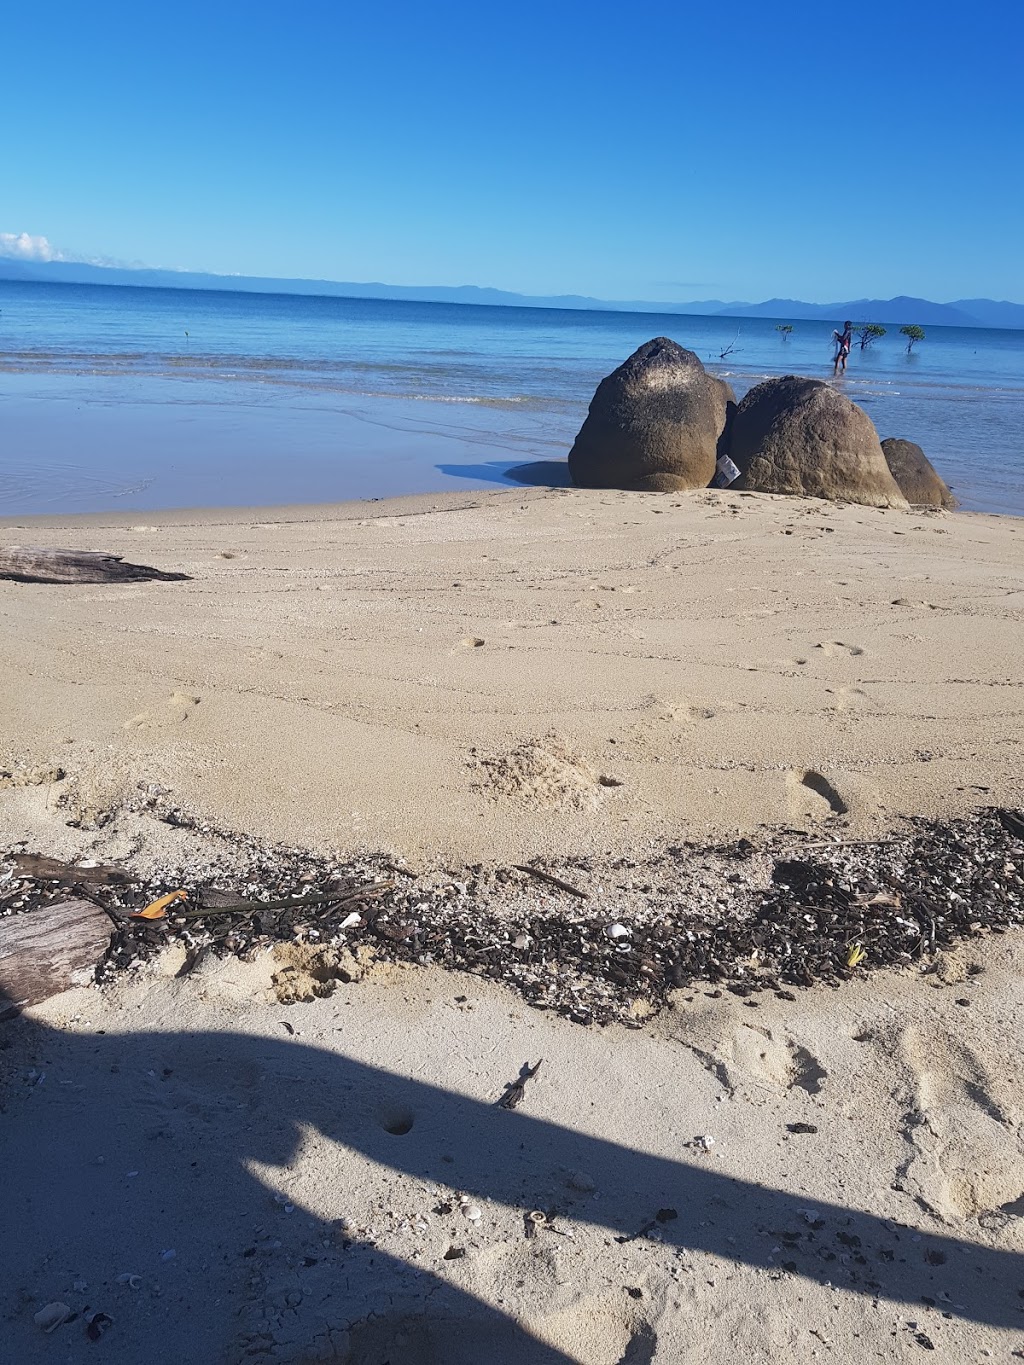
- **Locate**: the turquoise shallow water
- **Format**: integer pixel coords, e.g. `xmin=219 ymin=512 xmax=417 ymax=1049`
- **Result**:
xmin=1 ymin=279 xmax=1022 ymax=514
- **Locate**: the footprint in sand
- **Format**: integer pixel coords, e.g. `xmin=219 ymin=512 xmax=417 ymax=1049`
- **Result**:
xmin=829 ymin=685 xmax=873 ymax=712
xmin=895 ymin=1023 xmax=1023 ymax=1223
xmin=641 ymin=696 xmax=720 ymax=724
xmin=124 ymin=690 xmax=200 ymax=731
xmin=785 ymin=769 xmax=848 ymax=820
xmin=723 ymin=1026 xmax=829 ymax=1095
xmin=332 ymin=1284 xmax=657 ymax=1365
xmin=815 ymin=640 xmax=866 ymax=657
xmin=670 ymin=1010 xmax=829 ymax=1099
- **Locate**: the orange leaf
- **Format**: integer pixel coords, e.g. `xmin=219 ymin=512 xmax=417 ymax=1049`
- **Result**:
xmin=131 ymin=889 xmax=187 ymax=920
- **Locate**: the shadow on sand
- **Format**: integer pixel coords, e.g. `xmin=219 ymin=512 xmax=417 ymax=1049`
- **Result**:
xmin=436 ymin=460 xmax=573 ymax=489
xmin=2 ymin=982 xmax=1022 ymax=1363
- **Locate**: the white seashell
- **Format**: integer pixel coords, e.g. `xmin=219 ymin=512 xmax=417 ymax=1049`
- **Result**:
xmin=696 ymin=1134 xmax=715 ymax=1150
xmin=460 ymin=1201 xmax=482 ymax=1222
xmin=604 ymin=923 xmax=631 ymax=939
xmin=116 ymin=1273 xmax=141 ymax=1289
xmin=34 ymin=1302 xmax=72 ymax=1333
xmin=338 ymin=911 xmax=362 ymax=931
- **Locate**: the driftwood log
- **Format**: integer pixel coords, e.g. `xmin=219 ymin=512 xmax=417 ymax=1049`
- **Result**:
xmin=0 ymin=547 xmax=189 ymax=585
xmin=0 ymin=899 xmax=112 ymax=1017
xmin=8 ymin=852 xmax=130 ymax=886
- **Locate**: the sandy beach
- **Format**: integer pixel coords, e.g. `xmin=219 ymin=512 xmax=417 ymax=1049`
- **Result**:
xmin=4 ymin=925 xmax=1024 ymax=1363
xmin=7 ymin=0 xmax=1024 ymax=1356
xmin=3 ymin=485 xmax=1024 ymax=1363
xmin=1 ymin=486 xmax=1022 ymax=861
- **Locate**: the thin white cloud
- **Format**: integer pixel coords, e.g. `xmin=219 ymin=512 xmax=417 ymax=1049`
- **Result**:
xmin=0 ymin=231 xmax=67 ymax=262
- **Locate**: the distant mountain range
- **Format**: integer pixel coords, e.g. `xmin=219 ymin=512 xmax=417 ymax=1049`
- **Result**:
xmin=1 ymin=256 xmax=1022 ymax=329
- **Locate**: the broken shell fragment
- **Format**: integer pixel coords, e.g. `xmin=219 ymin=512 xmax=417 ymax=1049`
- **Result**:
xmin=34 ymin=1302 xmax=72 ymax=1333
xmin=459 ymin=1196 xmax=482 ymax=1222
xmin=604 ymin=923 xmax=631 ymax=939
xmin=85 ymin=1310 xmax=114 ymax=1341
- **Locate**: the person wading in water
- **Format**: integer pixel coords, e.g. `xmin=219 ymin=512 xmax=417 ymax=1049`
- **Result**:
xmin=833 ymin=320 xmax=853 ymax=375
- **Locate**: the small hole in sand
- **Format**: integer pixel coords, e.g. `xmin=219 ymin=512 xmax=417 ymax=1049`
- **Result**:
xmin=380 ymin=1108 xmax=415 ymax=1136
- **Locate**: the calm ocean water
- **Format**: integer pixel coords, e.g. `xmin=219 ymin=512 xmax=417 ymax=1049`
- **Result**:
xmin=1 ymin=279 xmax=1022 ymax=515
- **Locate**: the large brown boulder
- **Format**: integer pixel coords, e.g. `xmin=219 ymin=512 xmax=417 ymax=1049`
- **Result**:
xmin=729 ymin=376 xmax=908 ymax=508
xmin=881 ymin=438 xmax=956 ymax=508
xmin=568 ymin=337 xmax=734 ymax=492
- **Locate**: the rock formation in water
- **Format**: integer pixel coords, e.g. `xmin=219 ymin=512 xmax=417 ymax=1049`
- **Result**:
xmin=881 ymin=438 xmax=956 ymax=508
xmin=568 ymin=337 xmax=734 ymax=492
xmin=728 ymin=376 xmax=908 ymax=508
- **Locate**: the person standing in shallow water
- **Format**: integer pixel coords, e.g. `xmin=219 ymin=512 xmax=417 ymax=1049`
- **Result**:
xmin=833 ymin=320 xmax=853 ymax=375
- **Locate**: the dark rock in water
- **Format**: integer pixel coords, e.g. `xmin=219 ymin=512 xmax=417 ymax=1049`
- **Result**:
xmin=568 ymin=337 xmax=734 ymax=492
xmin=729 ymin=376 xmax=908 ymax=508
xmin=881 ymin=438 xmax=956 ymax=508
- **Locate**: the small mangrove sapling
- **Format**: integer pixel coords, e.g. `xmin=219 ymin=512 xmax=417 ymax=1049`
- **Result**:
xmin=900 ymin=324 xmax=925 ymax=353
xmin=858 ymin=323 xmax=886 ymax=349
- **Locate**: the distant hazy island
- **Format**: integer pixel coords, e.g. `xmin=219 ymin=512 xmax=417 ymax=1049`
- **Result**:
xmin=1 ymin=255 xmax=1021 ymax=329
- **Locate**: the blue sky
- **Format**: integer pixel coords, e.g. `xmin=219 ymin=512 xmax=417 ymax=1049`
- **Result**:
xmin=4 ymin=0 xmax=1022 ymax=302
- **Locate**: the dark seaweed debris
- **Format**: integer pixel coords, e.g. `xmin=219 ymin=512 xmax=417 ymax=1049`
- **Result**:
xmin=2 ymin=809 xmax=1022 ymax=1028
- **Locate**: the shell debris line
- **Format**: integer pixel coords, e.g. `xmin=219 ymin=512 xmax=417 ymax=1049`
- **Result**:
xmin=2 ymin=807 xmax=1022 ymax=1027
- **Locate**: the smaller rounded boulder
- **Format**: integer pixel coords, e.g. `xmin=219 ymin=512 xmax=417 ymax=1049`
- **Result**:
xmin=881 ymin=438 xmax=956 ymax=508
xmin=729 ymin=376 xmax=908 ymax=508
xmin=568 ymin=337 xmax=734 ymax=492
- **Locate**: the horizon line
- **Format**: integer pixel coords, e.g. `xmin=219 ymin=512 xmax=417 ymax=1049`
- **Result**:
xmin=1 ymin=256 xmax=1022 ymax=324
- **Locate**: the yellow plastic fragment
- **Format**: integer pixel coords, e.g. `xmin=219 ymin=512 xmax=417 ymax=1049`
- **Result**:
xmin=130 ymin=889 xmax=187 ymax=920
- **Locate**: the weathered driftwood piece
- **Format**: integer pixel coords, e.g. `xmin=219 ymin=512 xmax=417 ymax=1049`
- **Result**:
xmin=0 ymin=898 xmax=112 ymax=1017
xmin=10 ymin=852 xmax=130 ymax=886
xmin=513 ymin=865 xmax=588 ymax=899
xmin=180 ymin=880 xmax=396 ymax=921
xmin=0 ymin=547 xmax=189 ymax=585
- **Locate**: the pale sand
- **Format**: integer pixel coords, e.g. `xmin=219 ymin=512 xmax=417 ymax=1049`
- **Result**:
xmin=2 ymin=935 xmax=1023 ymax=1362
xmin=0 ymin=487 xmax=1022 ymax=863
xmin=3 ymin=487 xmax=1024 ymax=1364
